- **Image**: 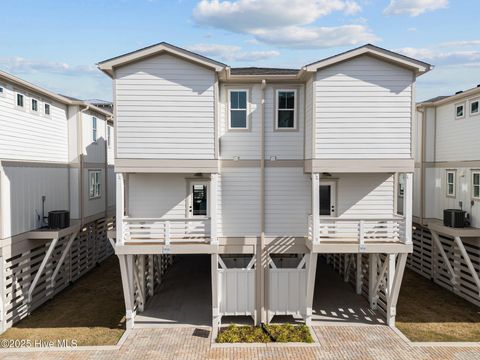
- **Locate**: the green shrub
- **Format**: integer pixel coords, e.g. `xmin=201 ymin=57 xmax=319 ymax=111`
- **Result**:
xmin=216 ymin=323 xmax=314 ymax=343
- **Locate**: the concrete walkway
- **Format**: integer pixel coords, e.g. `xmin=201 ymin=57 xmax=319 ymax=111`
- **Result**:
xmin=135 ymin=255 xmax=212 ymax=328
xmin=312 ymin=259 xmax=385 ymax=325
xmin=1 ymin=325 xmax=479 ymax=359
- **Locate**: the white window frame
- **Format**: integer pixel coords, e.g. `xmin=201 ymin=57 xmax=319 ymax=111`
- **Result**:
xmin=275 ymin=89 xmax=297 ymax=130
xmin=30 ymin=97 xmax=39 ymax=114
xmin=43 ymin=102 xmax=51 ymax=117
xmin=15 ymin=92 xmax=25 ymax=110
xmin=227 ymin=89 xmax=249 ymax=130
xmin=470 ymin=98 xmax=479 ymax=116
xmin=446 ymin=170 xmax=456 ymax=197
xmin=88 ymin=170 xmax=101 ymax=199
xmin=92 ymin=116 xmax=98 ymax=142
xmin=455 ymin=102 xmax=465 ymax=119
xmin=472 ymin=170 xmax=480 ymax=200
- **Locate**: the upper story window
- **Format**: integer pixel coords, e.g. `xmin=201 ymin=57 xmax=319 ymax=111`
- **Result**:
xmin=88 ymin=170 xmax=101 ymax=199
xmin=472 ymin=171 xmax=480 ymax=200
xmin=276 ymin=89 xmax=296 ymax=130
xmin=0 ymin=85 xmax=4 ymax=96
xmin=446 ymin=170 xmax=456 ymax=197
xmin=470 ymin=99 xmax=479 ymax=116
xmin=455 ymin=102 xmax=465 ymax=119
xmin=16 ymin=93 xmax=25 ymax=108
xmin=107 ymin=125 xmax=112 ymax=147
xmin=44 ymin=103 xmax=51 ymax=116
xmin=92 ymin=116 xmax=97 ymax=142
xmin=31 ymin=98 xmax=39 ymax=113
xmin=228 ymin=89 xmax=248 ymax=129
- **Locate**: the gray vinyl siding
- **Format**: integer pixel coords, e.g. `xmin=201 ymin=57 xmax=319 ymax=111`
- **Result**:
xmin=0 ymin=83 xmax=68 ymax=162
xmin=265 ymin=167 xmax=310 ymax=236
xmin=424 ymin=167 xmax=480 ymax=228
xmin=1 ymin=165 xmax=69 ymax=238
xmin=218 ymin=167 xmax=260 ymax=237
xmin=315 ymin=55 xmax=413 ymax=159
xmin=435 ymin=100 xmax=480 ymax=161
xmin=82 ymin=110 xmax=107 ymax=164
xmin=264 ymin=85 xmax=305 ymax=160
xmin=115 ymin=54 xmax=215 ymax=159
xmin=334 ymin=173 xmax=394 ymax=218
xmin=128 ymin=173 xmax=188 ymax=218
xmin=219 ymin=84 xmax=261 ymax=160
xmin=305 ymin=77 xmax=313 ymax=159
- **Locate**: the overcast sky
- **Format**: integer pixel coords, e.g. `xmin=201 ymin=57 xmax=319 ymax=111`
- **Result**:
xmin=1 ymin=0 xmax=479 ymax=101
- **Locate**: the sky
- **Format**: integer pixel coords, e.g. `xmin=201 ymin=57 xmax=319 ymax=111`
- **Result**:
xmin=0 ymin=0 xmax=479 ymax=102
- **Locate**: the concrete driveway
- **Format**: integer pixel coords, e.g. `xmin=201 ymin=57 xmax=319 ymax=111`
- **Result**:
xmin=135 ymin=254 xmax=212 ymax=328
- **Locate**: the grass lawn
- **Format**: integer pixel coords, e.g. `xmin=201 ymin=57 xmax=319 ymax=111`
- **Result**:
xmin=396 ymin=269 xmax=480 ymax=342
xmin=216 ymin=324 xmax=314 ymax=343
xmin=0 ymin=256 xmax=125 ymax=346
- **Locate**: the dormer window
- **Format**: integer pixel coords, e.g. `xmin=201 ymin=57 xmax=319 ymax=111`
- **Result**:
xmin=228 ymin=89 xmax=248 ymax=129
xmin=276 ymin=89 xmax=296 ymax=130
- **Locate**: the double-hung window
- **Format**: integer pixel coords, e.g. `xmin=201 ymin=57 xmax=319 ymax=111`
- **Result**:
xmin=446 ymin=170 xmax=456 ymax=197
xmin=0 ymin=85 xmax=4 ymax=96
xmin=276 ymin=89 xmax=296 ymax=129
xmin=472 ymin=171 xmax=480 ymax=200
xmin=92 ymin=116 xmax=97 ymax=142
xmin=16 ymin=93 xmax=24 ymax=108
xmin=44 ymin=103 xmax=51 ymax=116
xmin=455 ymin=103 xmax=465 ymax=119
xmin=470 ymin=99 xmax=479 ymax=116
xmin=31 ymin=98 xmax=39 ymax=113
xmin=88 ymin=170 xmax=101 ymax=199
xmin=228 ymin=90 xmax=248 ymax=129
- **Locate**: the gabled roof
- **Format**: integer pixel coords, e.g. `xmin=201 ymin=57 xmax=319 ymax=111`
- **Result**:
xmin=302 ymin=44 xmax=432 ymax=76
xmin=0 ymin=70 xmax=113 ymax=118
xmin=417 ymin=84 xmax=480 ymax=107
xmin=97 ymin=42 xmax=227 ymax=77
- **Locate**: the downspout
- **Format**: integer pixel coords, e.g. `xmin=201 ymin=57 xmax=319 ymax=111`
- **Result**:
xmin=79 ymin=105 xmax=90 ymax=226
xmin=258 ymin=79 xmax=267 ymax=324
xmin=417 ymin=106 xmax=426 ymax=225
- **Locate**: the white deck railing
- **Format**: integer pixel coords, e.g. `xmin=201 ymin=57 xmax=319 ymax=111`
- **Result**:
xmin=308 ymin=215 xmax=406 ymax=244
xmin=122 ymin=217 xmax=211 ymax=244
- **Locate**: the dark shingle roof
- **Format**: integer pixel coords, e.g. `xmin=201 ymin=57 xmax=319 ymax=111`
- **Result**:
xmin=419 ymin=95 xmax=450 ymax=104
xmin=230 ymin=67 xmax=299 ymax=76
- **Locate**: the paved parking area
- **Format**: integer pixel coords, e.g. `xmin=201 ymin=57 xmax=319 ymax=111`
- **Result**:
xmin=1 ymin=325 xmax=479 ymax=359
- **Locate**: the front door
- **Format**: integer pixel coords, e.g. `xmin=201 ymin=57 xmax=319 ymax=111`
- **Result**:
xmin=187 ymin=181 xmax=209 ymax=218
xmin=319 ymin=181 xmax=336 ymax=216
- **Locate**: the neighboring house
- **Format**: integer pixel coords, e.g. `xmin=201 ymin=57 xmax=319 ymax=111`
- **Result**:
xmin=98 ymin=42 xmax=431 ymax=333
xmin=411 ymin=86 xmax=480 ymax=306
xmin=0 ymin=70 xmax=115 ymax=331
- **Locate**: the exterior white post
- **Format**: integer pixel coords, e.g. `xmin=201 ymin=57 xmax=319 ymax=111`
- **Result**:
xmin=369 ymin=254 xmax=378 ymax=309
xmin=165 ymin=221 xmax=171 ymax=246
xmin=311 ymin=173 xmax=320 ymax=243
xmin=305 ymin=252 xmax=318 ymax=325
xmin=386 ymin=253 xmax=408 ymax=326
xmin=210 ymin=173 xmax=219 ymax=245
xmin=116 ymin=173 xmax=125 ymax=245
xmin=356 ymin=254 xmax=363 ymax=295
xmin=404 ymin=173 xmax=413 ymax=244
xmin=118 ymin=254 xmax=135 ymax=329
xmin=211 ymin=253 xmax=220 ymax=340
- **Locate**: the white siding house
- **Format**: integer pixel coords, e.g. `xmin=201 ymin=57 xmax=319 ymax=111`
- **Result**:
xmin=411 ymin=86 xmax=480 ymax=307
xmin=98 ymin=42 xmax=431 ymax=333
xmin=0 ymin=70 xmax=115 ymax=331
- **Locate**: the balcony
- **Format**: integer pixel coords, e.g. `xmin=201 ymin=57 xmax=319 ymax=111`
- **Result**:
xmin=307 ymin=215 xmax=409 ymax=253
xmin=120 ymin=217 xmax=211 ymax=245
